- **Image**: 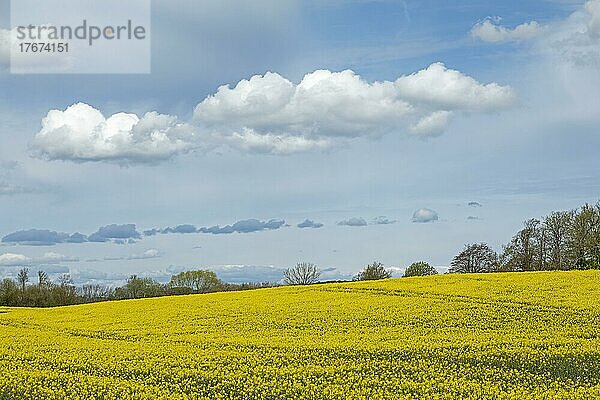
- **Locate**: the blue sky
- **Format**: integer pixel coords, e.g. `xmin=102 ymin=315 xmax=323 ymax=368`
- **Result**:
xmin=1 ymin=0 xmax=599 ymax=285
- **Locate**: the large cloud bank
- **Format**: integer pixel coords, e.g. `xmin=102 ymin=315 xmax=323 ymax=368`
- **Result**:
xmin=32 ymin=63 xmax=514 ymax=163
xmin=194 ymin=64 xmax=514 ymax=152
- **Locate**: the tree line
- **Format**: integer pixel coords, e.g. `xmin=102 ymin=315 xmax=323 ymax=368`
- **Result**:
xmin=449 ymin=202 xmax=600 ymax=273
xmin=0 ymin=269 xmax=272 ymax=307
xmin=0 ymin=261 xmax=426 ymax=307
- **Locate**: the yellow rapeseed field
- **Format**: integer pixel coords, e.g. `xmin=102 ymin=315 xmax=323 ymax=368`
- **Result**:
xmin=1 ymin=271 xmax=600 ymax=399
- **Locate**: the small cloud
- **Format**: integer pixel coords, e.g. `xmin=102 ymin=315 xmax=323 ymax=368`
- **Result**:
xmin=88 ymin=224 xmax=141 ymax=243
xmin=337 ymin=217 xmax=368 ymax=227
xmin=468 ymin=201 xmax=482 ymax=207
xmin=161 ymin=224 xmax=198 ymax=234
xmin=141 ymin=249 xmax=160 ymax=258
xmin=297 ymin=219 xmax=324 ymax=229
xmin=88 ymin=248 xmax=161 ymax=262
xmin=0 ymin=253 xmax=32 ymax=266
xmin=471 ymin=18 xmax=544 ymax=43
xmin=371 ymin=216 xmax=397 ymax=225
xmin=412 ymin=208 xmax=439 ymax=223
xmin=1 ymin=229 xmax=70 ymax=246
xmin=39 ymin=252 xmax=79 ymax=263
xmin=199 ymin=219 xmax=285 ymax=234
xmin=66 ymin=233 xmax=88 ymax=243
xmin=0 ymin=251 xmax=78 ymax=266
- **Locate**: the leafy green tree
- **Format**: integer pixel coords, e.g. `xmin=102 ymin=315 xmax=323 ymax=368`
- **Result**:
xmin=168 ymin=270 xmax=222 ymax=293
xmin=450 ymin=243 xmax=499 ymax=274
xmin=566 ymin=203 xmax=600 ymax=270
xmin=501 ymin=219 xmax=547 ymax=272
xmin=544 ymin=211 xmax=573 ymax=270
xmin=0 ymin=278 xmax=20 ymax=306
xmin=403 ymin=261 xmax=437 ymax=277
xmin=54 ymin=274 xmax=78 ymax=305
xmin=354 ymin=261 xmax=392 ymax=281
xmin=119 ymin=275 xmax=165 ymax=299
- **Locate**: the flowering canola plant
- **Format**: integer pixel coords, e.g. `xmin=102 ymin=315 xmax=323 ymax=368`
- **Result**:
xmin=1 ymin=271 xmax=600 ymax=399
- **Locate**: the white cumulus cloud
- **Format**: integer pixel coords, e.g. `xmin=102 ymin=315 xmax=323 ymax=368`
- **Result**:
xmin=471 ymin=1 xmax=600 ymax=66
xmin=32 ymin=64 xmax=514 ymax=162
xmin=586 ymin=0 xmax=600 ymax=38
xmin=32 ymin=103 xmax=197 ymax=164
xmin=194 ymin=64 xmax=514 ymax=153
xmin=410 ymin=111 xmax=452 ymax=137
xmin=471 ymin=19 xmax=544 ymax=43
xmin=541 ymin=0 xmax=600 ymax=65
xmin=393 ymin=63 xmax=514 ymax=112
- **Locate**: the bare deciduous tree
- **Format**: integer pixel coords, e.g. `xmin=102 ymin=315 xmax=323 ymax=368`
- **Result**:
xmin=37 ymin=270 xmax=50 ymax=287
xmin=17 ymin=268 xmax=29 ymax=293
xmin=81 ymin=284 xmax=114 ymax=302
xmin=284 ymin=262 xmax=321 ymax=285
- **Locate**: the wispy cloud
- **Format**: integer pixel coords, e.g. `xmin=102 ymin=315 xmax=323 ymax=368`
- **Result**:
xmin=87 ymin=248 xmax=160 ymax=262
xmin=0 ymin=251 xmax=78 ymax=266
